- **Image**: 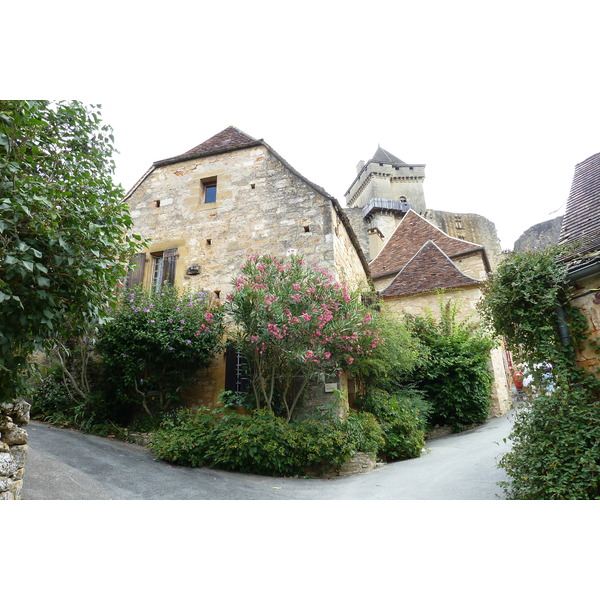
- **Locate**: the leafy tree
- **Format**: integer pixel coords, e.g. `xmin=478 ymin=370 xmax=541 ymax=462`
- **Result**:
xmin=0 ymin=100 xmax=142 ymax=401
xmin=226 ymin=254 xmax=383 ymax=421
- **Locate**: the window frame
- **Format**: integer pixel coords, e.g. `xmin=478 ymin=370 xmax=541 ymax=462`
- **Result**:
xmin=203 ymin=178 xmax=217 ymax=204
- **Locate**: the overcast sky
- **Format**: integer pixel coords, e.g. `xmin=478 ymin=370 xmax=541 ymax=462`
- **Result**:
xmin=8 ymin=0 xmax=600 ymax=251
xmin=8 ymin=0 xmax=594 ymax=577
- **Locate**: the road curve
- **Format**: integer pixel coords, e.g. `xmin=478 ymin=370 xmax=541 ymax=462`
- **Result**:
xmin=21 ymin=410 xmax=514 ymax=500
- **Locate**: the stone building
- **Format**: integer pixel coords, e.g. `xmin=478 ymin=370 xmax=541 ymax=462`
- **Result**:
xmin=124 ymin=126 xmax=371 ymax=409
xmin=344 ymin=147 xmax=504 ymax=268
xmin=558 ymin=152 xmax=600 ymax=374
xmin=344 ymin=147 xmax=512 ymax=416
xmin=125 ymin=132 xmax=512 ymax=417
xmin=367 ymin=209 xmax=511 ymax=416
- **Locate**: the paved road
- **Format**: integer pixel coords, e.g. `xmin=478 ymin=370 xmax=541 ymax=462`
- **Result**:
xmin=21 ymin=410 xmax=514 ymax=500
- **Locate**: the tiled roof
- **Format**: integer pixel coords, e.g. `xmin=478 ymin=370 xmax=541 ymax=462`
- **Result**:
xmin=558 ymin=152 xmax=600 ymax=274
xmin=154 ymin=126 xmax=260 ymax=167
xmin=380 ymin=240 xmax=481 ymax=297
xmin=370 ymin=209 xmax=484 ymax=279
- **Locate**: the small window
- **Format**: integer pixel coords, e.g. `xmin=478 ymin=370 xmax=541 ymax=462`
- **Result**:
xmin=203 ymin=178 xmax=217 ymax=204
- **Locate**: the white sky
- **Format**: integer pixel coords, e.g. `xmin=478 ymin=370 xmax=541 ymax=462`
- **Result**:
xmin=7 ymin=0 xmax=595 ymax=571
xmin=7 ymin=0 xmax=600 ymax=251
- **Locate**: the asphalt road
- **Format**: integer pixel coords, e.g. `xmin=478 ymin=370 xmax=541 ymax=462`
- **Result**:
xmin=20 ymin=410 xmax=514 ymax=500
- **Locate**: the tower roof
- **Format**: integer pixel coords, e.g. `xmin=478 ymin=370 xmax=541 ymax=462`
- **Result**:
xmin=372 ymin=146 xmax=407 ymax=166
xmin=380 ymin=240 xmax=481 ymax=298
xmin=370 ymin=209 xmax=484 ymax=279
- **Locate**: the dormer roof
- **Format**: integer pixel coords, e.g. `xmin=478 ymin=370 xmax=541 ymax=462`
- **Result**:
xmin=380 ymin=240 xmax=481 ymax=297
xmin=370 ymin=209 xmax=487 ymax=279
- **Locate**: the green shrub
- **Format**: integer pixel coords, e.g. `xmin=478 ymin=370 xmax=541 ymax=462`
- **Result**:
xmin=499 ymin=384 xmax=600 ymax=499
xmin=97 ymin=285 xmax=224 ymax=415
xmin=406 ymin=301 xmax=495 ymax=431
xmin=287 ymin=417 xmax=355 ymax=473
xmin=29 ymin=369 xmax=75 ymax=425
xmin=150 ymin=406 xmax=386 ymax=476
xmin=204 ymin=409 xmax=295 ymax=475
xmin=355 ymin=388 xmax=430 ymax=460
xmin=338 ymin=410 xmax=385 ymax=456
xmin=149 ymin=408 xmax=220 ymax=468
xmin=480 ymin=246 xmax=600 ymax=499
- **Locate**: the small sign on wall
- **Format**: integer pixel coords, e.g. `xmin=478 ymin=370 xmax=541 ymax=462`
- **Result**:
xmin=324 ymin=383 xmax=338 ymax=393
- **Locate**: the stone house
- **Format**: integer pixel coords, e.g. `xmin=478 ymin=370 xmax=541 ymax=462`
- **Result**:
xmin=343 ymin=147 xmax=512 ymax=416
xmin=558 ymin=152 xmax=600 ymax=374
xmin=125 ymin=131 xmax=512 ymax=417
xmin=366 ymin=208 xmax=511 ymax=416
xmin=124 ymin=126 xmax=371 ymax=409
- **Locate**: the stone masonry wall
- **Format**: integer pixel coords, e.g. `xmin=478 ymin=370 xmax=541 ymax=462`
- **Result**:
xmin=127 ymin=144 xmax=370 ymax=408
xmin=0 ymin=399 xmax=30 ymax=500
xmin=128 ymin=145 xmax=366 ymax=299
xmin=570 ymin=271 xmax=600 ymax=374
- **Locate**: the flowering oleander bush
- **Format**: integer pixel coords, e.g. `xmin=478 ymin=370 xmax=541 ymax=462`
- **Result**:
xmin=226 ymin=255 xmax=383 ymax=421
xmin=96 ymin=285 xmax=225 ymax=414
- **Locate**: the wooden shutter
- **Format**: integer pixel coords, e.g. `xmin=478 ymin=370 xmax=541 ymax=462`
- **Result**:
xmin=162 ymin=248 xmax=178 ymax=286
xmin=126 ymin=253 xmax=146 ymax=288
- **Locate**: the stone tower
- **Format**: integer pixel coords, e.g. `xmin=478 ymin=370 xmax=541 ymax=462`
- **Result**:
xmin=344 ymin=147 xmax=426 ymax=260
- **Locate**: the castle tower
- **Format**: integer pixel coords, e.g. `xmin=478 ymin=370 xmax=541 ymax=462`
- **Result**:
xmin=344 ymin=147 xmax=426 ymax=259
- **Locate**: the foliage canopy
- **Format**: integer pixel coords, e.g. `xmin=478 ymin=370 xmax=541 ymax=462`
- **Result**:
xmin=0 ymin=100 xmax=142 ymax=401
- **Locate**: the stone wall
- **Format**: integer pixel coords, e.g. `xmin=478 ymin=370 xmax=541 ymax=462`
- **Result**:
xmin=0 ymin=399 xmax=30 ymax=500
xmin=128 ymin=145 xmax=368 ymax=299
xmin=127 ymin=144 xmax=370 ymax=408
xmin=570 ymin=271 xmax=600 ymax=374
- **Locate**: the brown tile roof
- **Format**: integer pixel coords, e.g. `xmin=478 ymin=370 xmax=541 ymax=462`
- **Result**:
xmin=381 ymin=240 xmax=481 ymax=297
xmin=153 ymin=126 xmax=261 ymax=167
xmin=558 ymin=152 xmax=600 ymax=275
xmin=370 ymin=209 xmax=485 ymax=278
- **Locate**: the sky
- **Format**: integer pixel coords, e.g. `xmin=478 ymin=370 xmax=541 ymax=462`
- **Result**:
xmin=5 ymin=0 xmax=595 ymax=580
xmin=7 ymin=0 xmax=600 ymax=252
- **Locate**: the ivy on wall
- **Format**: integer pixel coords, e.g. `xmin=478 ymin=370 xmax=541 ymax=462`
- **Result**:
xmin=478 ymin=247 xmax=600 ymax=499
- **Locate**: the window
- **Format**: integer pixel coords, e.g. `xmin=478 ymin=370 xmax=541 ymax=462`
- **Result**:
xmin=150 ymin=248 xmax=178 ymax=290
xmin=203 ymin=178 xmax=217 ymax=203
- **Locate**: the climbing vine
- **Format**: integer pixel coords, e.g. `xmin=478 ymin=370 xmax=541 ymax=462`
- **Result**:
xmin=478 ymin=246 xmax=600 ymax=499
